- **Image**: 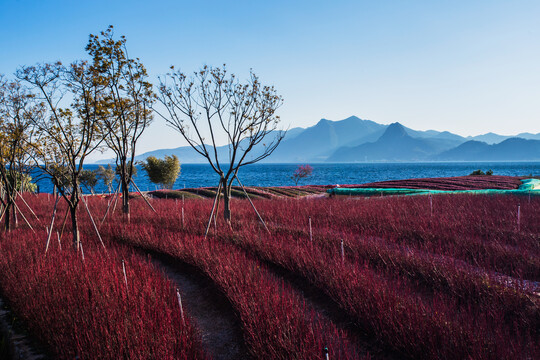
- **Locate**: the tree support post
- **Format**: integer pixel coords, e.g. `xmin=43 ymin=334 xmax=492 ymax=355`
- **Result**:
xmin=100 ymin=182 xmax=121 ymax=226
xmin=45 ymin=195 xmax=60 ymax=254
xmin=79 ymin=188 xmax=107 ymax=251
xmin=59 ymin=207 xmax=70 ymax=240
xmin=235 ymin=176 xmax=269 ymax=233
xmin=12 ymin=197 xmax=34 ymax=233
xmin=15 ymin=189 xmax=39 ymax=221
xmin=204 ymin=182 xmax=222 ymax=239
xmin=131 ymin=179 xmax=157 ymax=213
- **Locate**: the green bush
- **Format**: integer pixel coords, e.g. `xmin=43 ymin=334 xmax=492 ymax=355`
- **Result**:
xmin=470 ymin=169 xmax=485 ymax=176
xmin=470 ymin=169 xmax=494 ymax=176
xmin=141 ymin=155 xmax=180 ymax=189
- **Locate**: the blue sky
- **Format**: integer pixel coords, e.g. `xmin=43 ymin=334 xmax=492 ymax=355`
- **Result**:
xmin=1 ymin=0 xmax=540 ymax=159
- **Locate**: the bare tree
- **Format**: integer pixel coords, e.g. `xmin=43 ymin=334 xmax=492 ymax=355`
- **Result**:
xmin=86 ymin=26 xmax=154 ymax=218
xmin=157 ymin=65 xmax=284 ymax=222
xmin=0 ymin=75 xmax=42 ymax=231
xmin=17 ymin=61 xmax=107 ymax=250
xmin=291 ymin=164 xmax=313 ymax=186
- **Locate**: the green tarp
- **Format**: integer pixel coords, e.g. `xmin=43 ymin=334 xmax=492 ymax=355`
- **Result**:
xmin=518 ymin=178 xmax=540 ymax=191
xmin=326 ymin=179 xmax=540 ymax=197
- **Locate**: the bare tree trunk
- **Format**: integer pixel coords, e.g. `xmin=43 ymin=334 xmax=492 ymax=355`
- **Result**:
xmin=122 ymin=184 xmax=130 ymax=214
xmin=13 ymin=203 xmax=18 ymax=228
xmin=121 ymin=177 xmax=130 ymax=222
xmin=2 ymin=178 xmax=18 ymax=232
xmin=4 ymin=205 xmax=10 ymax=232
xmin=120 ymin=161 xmax=131 ymax=218
xmin=70 ymin=206 xmax=80 ymax=251
xmin=222 ymin=178 xmax=232 ymax=223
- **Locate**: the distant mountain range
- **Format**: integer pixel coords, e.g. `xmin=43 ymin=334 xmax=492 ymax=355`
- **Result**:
xmin=326 ymin=122 xmax=459 ymax=162
xmin=95 ymin=116 xmax=540 ymax=164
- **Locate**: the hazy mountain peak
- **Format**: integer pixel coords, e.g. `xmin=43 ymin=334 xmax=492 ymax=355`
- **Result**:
xmin=341 ymin=115 xmax=362 ymax=122
xmin=314 ymin=118 xmax=335 ymax=130
xmin=379 ymin=122 xmax=408 ymax=140
xmin=317 ymin=115 xmax=363 ymax=125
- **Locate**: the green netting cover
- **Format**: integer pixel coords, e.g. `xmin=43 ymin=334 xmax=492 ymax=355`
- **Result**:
xmin=518 ymin=179 xmax=540 ymax=190
xmin=326 ymin=179 xmax=540 ymax=197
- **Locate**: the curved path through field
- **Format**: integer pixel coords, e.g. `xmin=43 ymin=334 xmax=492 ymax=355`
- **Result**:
xmin=148 ymin=253 xmax=251 ymax=360
xmin=0 ymin=297 xmax=49 ymax=360
xmin=260 ymin=258 xmax=400 ymax=360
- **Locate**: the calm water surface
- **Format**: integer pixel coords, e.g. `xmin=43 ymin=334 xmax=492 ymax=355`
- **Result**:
xmin=33 ymin=162 xmax=540 ymax=194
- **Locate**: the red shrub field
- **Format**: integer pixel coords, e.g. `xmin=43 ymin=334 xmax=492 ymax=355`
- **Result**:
xmin=344 ymin=175 xmax=524 ymax=190
xmin=0 ymin=186 xmax=538 ymax=359
xmin=220 ymin=195 xmax=539 ymax=359
xmin=0 ymin=195 xmax=208 ymax=359
xmin=151 ymin=176 xmax=528 ymax=201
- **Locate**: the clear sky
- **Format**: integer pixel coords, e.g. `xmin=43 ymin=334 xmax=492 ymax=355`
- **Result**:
xmin=1 ymin=0 xmax=540 ymax=160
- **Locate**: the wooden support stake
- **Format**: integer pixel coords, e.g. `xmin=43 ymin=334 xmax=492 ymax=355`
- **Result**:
xmin=0 ymin=202 xmax=8 ymax=224
xmin=213 ymin=186 xmax=221 ymax=231
xmin=112 ymin=185 xmax=120 ymax=213
xmin=517 ymin=205 xmax=521 ymax=232
xmin=235 ymin=176 xmax=270 ymax=233
xmin=122 ymin=260 xmax=128 ymax=294
xmin=80 ymin=241 xmax=85 ymax=261
xmin=13 ymin=202 xmax=18 ymax=227
xmin=176 ymin=288 xmax=185 ymax=326
xmin=204 ymin=182 xmax=222 ymax=239
xmin=131 ymin=180 xmax=157 ymax=213
xmin=57 ymin=231 xmax=61 ymax=250
xmin=213 ymin=200 xmax=218 ymax=235
xmin=80 ymin=188 xmax=107 ymax=251
xmin=59 ymin=207 xmax=69 ymax=240
xmin=13 ymin=197 xmax=34 ymax=233
xmin=15 ymin=190 xmax=39 ymax=221
xmin=44 ymin=195 xmax=60 ymax=254
xmin=340 ymin=239 xmax=345 ymax=264
xmin=309 ymin=216 xmax=312 ymax=243
xmin=100 ymin=182 xmax=121 ymax=226
xmin=182 ymin=195 xmax=185 ymax=228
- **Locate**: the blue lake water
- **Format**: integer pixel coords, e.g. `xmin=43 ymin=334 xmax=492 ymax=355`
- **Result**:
xmin=33 ymin=162 xmax=540 ymax=194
